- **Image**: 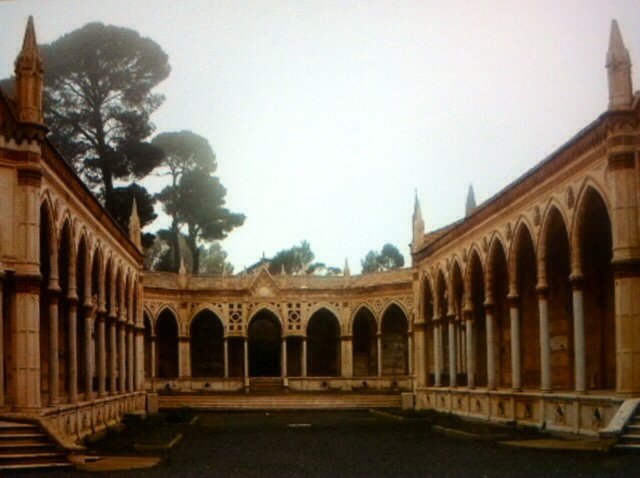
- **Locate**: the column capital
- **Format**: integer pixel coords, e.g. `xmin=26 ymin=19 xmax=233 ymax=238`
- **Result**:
xmin=611 ymin=257 xmax=640 ymax=278
xmin=535 ymin=284 xmax=549 ymax=298
xmin=569 ymin=273 xmax=584 ymax=289
xmin=507 ymin=294 xmax=520 ymax=307
xmin=14 ymin=273 xmax=41 ymax=293
xmin=483 ymin=301 xmax=495 ymax=313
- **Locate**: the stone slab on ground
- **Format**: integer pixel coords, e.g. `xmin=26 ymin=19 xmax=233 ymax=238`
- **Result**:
xmin=74 ymin=455 xmax=162 ymax=472
xmin=499 ymin=437 xmax=616 ymax=452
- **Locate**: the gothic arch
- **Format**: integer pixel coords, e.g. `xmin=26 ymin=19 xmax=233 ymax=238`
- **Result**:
xmin=188 ymin=305 xmax=226 ymax=330
xmin=306 ymin=303 xmax=342 ymax=334
xmin=307 ymin=308 xmax=341 ymax=377
xmin=349 ymin=304 xmax=377 ymax=334
xmin=248 ymin=305 xmax=284 ymax=330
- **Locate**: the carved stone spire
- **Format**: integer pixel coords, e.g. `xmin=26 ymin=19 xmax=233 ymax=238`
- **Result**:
xmin=343 ymin=258 xmax=350 ymax=277
xmin=14 ymin=16 xmax=45 ymax=126
xmin=412 ymin=190 xmax=425 ymax=252
xmin=606 ymin=19 xmax=633 ymax=110
xmin=465 ymin=184 xmax=476 ymax=217
xmin=129 ymin=197 xmax=142 ymax=250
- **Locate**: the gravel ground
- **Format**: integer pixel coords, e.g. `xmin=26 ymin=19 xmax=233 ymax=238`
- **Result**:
xmin=9 ymin=410 xmax=640 ymax=477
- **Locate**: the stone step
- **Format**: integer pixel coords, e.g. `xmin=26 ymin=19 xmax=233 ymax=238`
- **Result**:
xmin=0 ymin=433 xmax=49 ymax=441
xmin=619 ymin=433 xmax=640 ymax=441
xmin=614 ymin=443 xmax=640 ymax=450
xmin=0 ymin=462 xmax=74 ymax=472
xmin=0 ymin=442 xmax=55 ymax=450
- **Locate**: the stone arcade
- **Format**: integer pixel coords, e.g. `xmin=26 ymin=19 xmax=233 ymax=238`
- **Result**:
xmin=0 ymin=17 xmax=639 ymax=460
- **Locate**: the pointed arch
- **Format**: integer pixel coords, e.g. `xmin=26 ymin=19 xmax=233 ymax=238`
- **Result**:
xmin=248 ymin=308 xmax=282 ymax=377
xmin=487 ymin=233 xmax=511 ymax=388
xmin=381 ymin=303 xmax=409 ymax=375
xmin=307 ymin=307 xmax=341 ymax=377
xmin=156 ymin=307 xmax=179 ymax=379
xmin=307 ymin=303 xmax=342 ymax=334
xmin=349 ymin=304 xmax=378 ymax=333
xmin=248 ymin=306 xmax=283 ymax=329
xmin=190 ymin=309 xmax=224 ymax=377
xmin=352 ymin=306 xmax=378 ymax=377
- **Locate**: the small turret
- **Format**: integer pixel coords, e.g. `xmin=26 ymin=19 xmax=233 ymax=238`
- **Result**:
xmin=606 ymin=19 xmax=633 ymax=110
xmin=465 ymin=184 xmax=476 ymax=217
xmin=14 ymin=16 xmax=45 ymax=126
xmin=412 ymin=190 xmax=425 ymax=252
xmin=343 ymin=258 xmax=350 ymax=277
xmin=129 ymin=197 xmax=142 ymax=250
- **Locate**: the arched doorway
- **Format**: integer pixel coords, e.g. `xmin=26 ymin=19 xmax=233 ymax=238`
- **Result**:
xmin=248 ymin=310 xmax=281 ymax=377
xmin=469 ymin=250 xmax=487 ymax=387
xmin=352 ymin=307 xmax=377 ymax=377
xmin=307 ymin=308 xmax=341 ymax=377
xmin=190 ymin=310 xmax=224 ymax=377
xmin=488 ymin=239 xmax=511 ymax=388
xmin=577 ymin=188 xmax=615 ymax=390
xmin=381 ymin=304 xmax=408 ymax=375
xmin=543 ymin=207 xmax=573 ymax=390
xmin=156 ymin=309 xmax=179 ymax=379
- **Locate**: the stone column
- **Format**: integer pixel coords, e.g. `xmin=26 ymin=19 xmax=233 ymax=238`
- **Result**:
xmin=537 ymin=286 xmax=551 ymax=392
xmin=0 ymin=277 xmax=4 ymax=408
xmin=150 ymin=336 xmax=157 ymax=378
xmin=109 ymin=318 xmax=117 ymax=394
xmin=223 ymin=337 xmax=229 ymax=378
xmin=281 ymin=336 xmax=288 ymax=378
xmin=413 ymin=322 xmax=426 ymax=387
xmin=178 ymin=337 xmax=190 ymax=378
xmin=433 ymin=319 xmax=441 ymax=387
xmin=406 ymin=332 xmax=413 ymax=376
xmin=135 ymin=327 xmax=144 ymax=390
xmin=83 ymin=307 xmax=94 ymax=398
xmin=376 ymin=333 xmax=383 ymax=377
xmin=12 ymin=275 xmax=42 ymax=409
xmin=48 ymin=289 xmax=60 ymax=405
xmin=127 ymin=325 xmax=134 ymax=392
xmin=571 ymin=276 xmax=586 ymax=393
xmin=243 ymin=338 xmax=249 ymax=388
xmin=485 ymin=304 xmax=496 ymax=390
xmin=465 ymin=314 xmax=475 ymax=388
xmin=301 ymin=337 xmax=307 ymax=377
xmin=67 ymin=296 xmax=78 ymax=403
xmin=118 ymin=321 xmax=126 ymax=393
xmin=508 ymin=295 xmax=522 ymax=391
xmin=97 ymin=313 xmax=106 ymax=397
xmin=341 ymin=335 xmax=353 ymax=378
xmin=448 ymin=318 xmax=457 ymax=387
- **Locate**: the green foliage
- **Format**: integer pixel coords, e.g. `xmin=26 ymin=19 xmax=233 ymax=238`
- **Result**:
xmin=200 ymin=242 xmax=234 ymax=274
xmin=361 ymin=243 xmax=405 ymax=273
xmin=109 ymin=183 xmax=157 ymax=234
xmin=268 ymin=240 xmax=315 ymax=275
xmin=1 ymin=23 xmax=171 ymax=231
xmin=154 ymin=131 xmax=244 ymax=273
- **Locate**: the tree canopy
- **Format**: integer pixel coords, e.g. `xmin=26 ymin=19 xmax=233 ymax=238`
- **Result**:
xmin=361 ymin=243 xmax=405 ymax=273
xmin=266 ymin=241 xmax=341 ymax=276
xmin=1 ymin=22 xmax=171 ymax=229
xmin=154 ymin=130 xmax=245 ymax=273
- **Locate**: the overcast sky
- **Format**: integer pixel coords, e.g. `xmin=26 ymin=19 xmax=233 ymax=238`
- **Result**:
xmin=1 ymin=0 xmax=638 ymax=273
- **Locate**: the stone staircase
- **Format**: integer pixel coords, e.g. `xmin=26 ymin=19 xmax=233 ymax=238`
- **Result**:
xmin=0 ymin=420 xmax=73 ymax=472
xmin=250 ymin=377 xmax=286 ymax=394
xmin=159 ymin=392 xmax=402 ymax=411
xmin=615 ymin=405 xmax=640 ymax=450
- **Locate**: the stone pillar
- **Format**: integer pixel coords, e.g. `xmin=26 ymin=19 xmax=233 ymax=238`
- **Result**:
xmin=83 ymin=309 xmax=94 ymax=398
xmin=460 ymin=327 xmax=466 ymax=374
xmin=301 ymin=337 xmax=307 ymax=377
xmin=571 ymin=277 xmax=586 ymax=393
xmin=485 ymin=304 xmax=496 ymax=390
xmin=376 ymin=333 xmax=383 ymax=377
xmin=118 ymin=321 xmax=126 ymax=392
xmin=135 ymin=327 xmax=144 ymax=390
xmin=127 ymin=325 xmax=134 ymax=392
xmin=464 ymin=309 xmax=475 ymax=388
xmin=341 ymin=335 xmax=353 ymax=378
xmin=97 ymin=313 xmax=106 ymax=397
xmin=109 ymin=318 xmax=117 ymax=394
xmin=508 ymin=296 xmax=522 ymax=391
xmin=243 ymin=338 xmax=249 ymax=388
xmin=433 ymin=320 xmax=441 ymax=387
xmin=448 ymin=319 xmax=457 ymax=387
xmin=179 ymin=337 xmax=190 ymax=378
xmin=67 ymin=297 xmax=78 ymax=403
xmin=150 ymin=337 xmax=157 ymax=378
xmin=281 ymin=336 xmax=288 ymax=378
xmin=537 ymin=287 xmax=551 ymax=392
xmin=223 ymin=337 xmax=229 ymax=378
xmin=413 ymin=322 xmax=426 ymax=387
xmin=48 ymin=290 xmax=60 ymax=405
xmin=607 ymin=148 xmax=640 ymax=392
xmin=406 ymin=332 xmax=413 ymax=376
xmin=12 ymin=275 xmax=42 ymax=410
xmin=0 ymin=277 xmax=4 ymax=408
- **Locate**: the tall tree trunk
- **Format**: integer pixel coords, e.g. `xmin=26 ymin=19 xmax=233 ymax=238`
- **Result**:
xmin=171 ymin=219 xmax=180 ymax=273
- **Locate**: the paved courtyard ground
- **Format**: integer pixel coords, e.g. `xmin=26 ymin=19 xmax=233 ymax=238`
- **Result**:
xmin=11 ymin=410 xmax=640 ymax=477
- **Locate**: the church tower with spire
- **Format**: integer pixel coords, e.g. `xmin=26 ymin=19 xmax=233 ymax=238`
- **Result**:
xmin=606 ymin=19 xmax=633 ymax=110
xmin=129 ymin=197 xmax=142 ymax=250
xmin=465 ymin=184 xmax=476 ymax=217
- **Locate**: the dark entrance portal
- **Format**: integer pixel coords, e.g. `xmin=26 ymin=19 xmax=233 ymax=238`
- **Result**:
xmin=249 ymin=310 xmax=281 ymax=377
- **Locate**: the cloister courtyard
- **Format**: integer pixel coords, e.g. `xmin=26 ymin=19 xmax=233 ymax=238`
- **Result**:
xmin=6 ymin=410 xmax=640 ymax=478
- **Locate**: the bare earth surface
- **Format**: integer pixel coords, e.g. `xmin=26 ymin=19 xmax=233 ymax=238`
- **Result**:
xmin=8 ymin=410 xmax=640 ymax=477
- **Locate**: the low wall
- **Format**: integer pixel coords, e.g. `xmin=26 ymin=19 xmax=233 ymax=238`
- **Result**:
xmin=415 ymin=387 xmax=624 ymax=436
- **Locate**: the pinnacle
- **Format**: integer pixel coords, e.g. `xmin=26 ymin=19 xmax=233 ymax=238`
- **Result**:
xmin=609 ymin=19 xmax=625 ymax=52
xmin=21 ymin=16 xmax=38 ymax=53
